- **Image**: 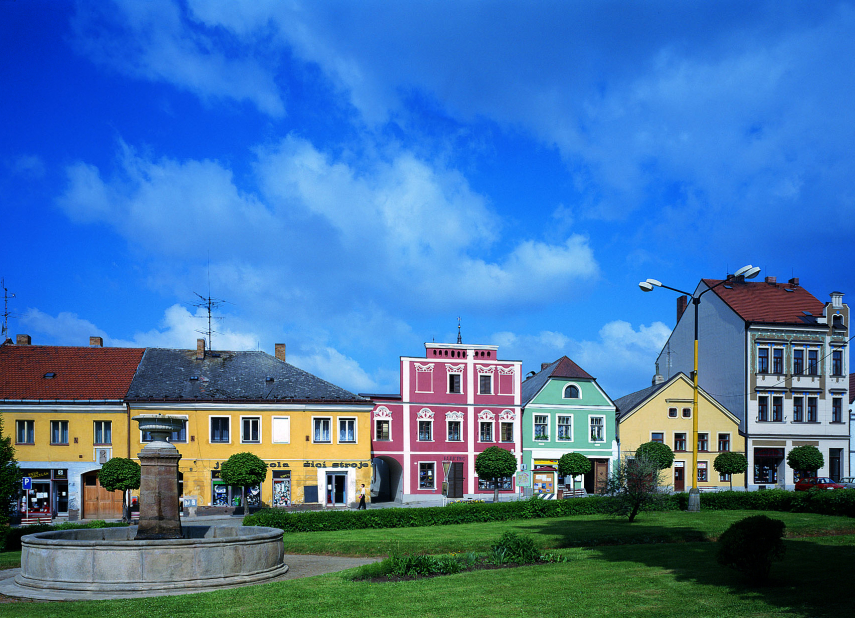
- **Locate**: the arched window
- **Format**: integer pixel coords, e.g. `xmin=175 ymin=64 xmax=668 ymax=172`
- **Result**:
xmin=564 ymin=384 xmax=580 ymax=399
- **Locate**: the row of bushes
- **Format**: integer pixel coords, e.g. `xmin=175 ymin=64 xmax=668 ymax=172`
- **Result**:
xmin=244 ymin=489 xmax=855 ymax=534
xmin=1 ymin=520 xmax=128 ymax=552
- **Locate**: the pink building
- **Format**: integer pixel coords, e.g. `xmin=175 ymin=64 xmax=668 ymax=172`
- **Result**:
xmin=367 ymin=342 xmax=522 ymax=502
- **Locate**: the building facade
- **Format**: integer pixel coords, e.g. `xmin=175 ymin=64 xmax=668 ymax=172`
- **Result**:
xmin=615 ymin=372 xmax=746 ymax=491
xmin=0 ymin=335 xmax=143 ymax=520
xmin=656 ymin=276 xmax=849 ymax=489
xmin=126 ymin=341 xmax=374 ymax=508
xmin=519 ymin=357 xmax=617 ymax=495
xmin=368 ymin=342 xmax=522 ymax=502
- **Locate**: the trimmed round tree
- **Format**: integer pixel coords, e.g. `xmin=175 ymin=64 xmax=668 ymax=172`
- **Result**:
xmin=635 ymin=441 xmax=675 ymax=470
xmin=98 ymin=457 xmax=141 ymax=522
xmin=786 ymin=445 xmax=824 ymax=482
xmin=220 ymin=452 xmax=268 ymax=510
xmin=0 ymin=418 xmax=22 ymax=525
xmin=714 ymin=452 xmax=748 ymax=490
xmin=557 ymin=453 xmax=592 ymax=491
xmin=475 ymin=446 xmax=517 ymax=503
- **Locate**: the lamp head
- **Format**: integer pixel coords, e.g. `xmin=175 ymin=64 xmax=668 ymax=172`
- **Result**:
xmin=744 ymin=266 xmax=761 ymax=279
xmin=639 ymin=281 xmax=654 ymax=292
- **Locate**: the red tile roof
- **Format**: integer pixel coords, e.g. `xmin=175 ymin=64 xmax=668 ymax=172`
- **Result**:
xmin=549 ymin=356 xmax=594 ymax=380
xmin=703 ymin=279 xmax=826 ymax=324
xmin=0 ymin=344 xmax=144 ymax=400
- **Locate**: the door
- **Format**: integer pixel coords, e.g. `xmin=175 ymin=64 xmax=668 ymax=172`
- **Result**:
xmin=594 ymin=460 xmax=608 ymax=494
xmin=82 ymin=472 xmax=123 ymax=519
xmin=326 ymin=473 xmax=347 ymax=506
xmin=674 ymin=463 xmax=685 ymax=492
xmin=448 ymin=462 xmax=464 ymax=499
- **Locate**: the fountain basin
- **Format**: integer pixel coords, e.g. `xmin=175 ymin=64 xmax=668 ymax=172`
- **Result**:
xmin=16 ymin=525 xmax=288 ymax=594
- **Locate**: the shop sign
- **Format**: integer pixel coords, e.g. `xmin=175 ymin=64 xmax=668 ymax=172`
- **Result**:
xmin=212 ymin=460 xmax=291 ymax=470
xmin=754 ymin=448 xmax=785 ymax=458
xmin=20 ymin=469 xmax=51 ymax=479
xmin=304 ymin=461 xmax=370 ymax=469
xmin=53 ymin=469 xmax=67 ymax=479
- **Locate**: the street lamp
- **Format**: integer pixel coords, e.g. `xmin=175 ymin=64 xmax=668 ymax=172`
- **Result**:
xmin=639 ymin=265 xmax=760 ymax=511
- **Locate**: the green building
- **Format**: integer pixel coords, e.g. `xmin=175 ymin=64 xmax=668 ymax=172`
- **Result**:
xmin=520 ymin=357 xmax=617 ymax=495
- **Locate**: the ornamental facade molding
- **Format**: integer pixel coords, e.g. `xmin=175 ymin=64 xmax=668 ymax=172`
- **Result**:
xmin=414 ymin=363 xmax=435 ymax=372
xmin=445 ymin=410 xmax=464 ymax=421
xmin=446 ymin=364 xmax=465 ymax=373
xmin=498 ymin=409 xmax=516 ymax=422
xmin=476 ymin=365 xmax=495 ymax=374
xmin=478 ymin=410 xmax=495 ymax=422
xmin=497 ymin=366 xmax=515 ymax=375
xmin=373 ymin=406 xmax=392 ymax=420
xmin=417 ymin=408 xmax=435 ymax=420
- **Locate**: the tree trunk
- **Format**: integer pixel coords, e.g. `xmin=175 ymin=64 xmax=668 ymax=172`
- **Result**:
xmin=493 ymin=482 xmax=500 ymax=503
xmin=122 ymin=489 xmax=129 ymax=523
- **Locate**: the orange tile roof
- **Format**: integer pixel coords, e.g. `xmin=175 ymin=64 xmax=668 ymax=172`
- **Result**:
xmin=703 ymin=279 xmax=826 ymax=324
xmin=0 ymin=344 xmax=144 ymax=400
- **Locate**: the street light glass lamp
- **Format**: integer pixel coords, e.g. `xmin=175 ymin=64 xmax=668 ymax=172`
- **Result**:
xmin=638 ymin=281 xmax=654 ymax=292
xmin=744 ymin=266 xmax=761 ymax=279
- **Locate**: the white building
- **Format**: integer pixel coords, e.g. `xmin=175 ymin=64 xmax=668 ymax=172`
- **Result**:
xmin=656 ymin=275 xmax=849 ymax=490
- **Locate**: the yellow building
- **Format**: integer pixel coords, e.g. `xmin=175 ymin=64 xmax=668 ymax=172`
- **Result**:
xmin=615 ymin=372 xmax=746 ymax=490
xmin=126 ymin=341 xmax=373 ymax=508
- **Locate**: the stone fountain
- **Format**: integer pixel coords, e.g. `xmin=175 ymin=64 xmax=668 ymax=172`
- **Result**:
xmin=9 ymin=414 xmax=288 ymax=598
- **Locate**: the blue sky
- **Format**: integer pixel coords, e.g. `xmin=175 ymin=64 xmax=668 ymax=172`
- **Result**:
xmin=2 ymin=1 xmax=853 ymax=399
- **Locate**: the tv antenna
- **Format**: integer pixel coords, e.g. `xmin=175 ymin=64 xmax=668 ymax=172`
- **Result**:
xmin=1 ymin=279 xmax=15 ymax=342
xmin=191 ymin=265 xmax=230 ymax=351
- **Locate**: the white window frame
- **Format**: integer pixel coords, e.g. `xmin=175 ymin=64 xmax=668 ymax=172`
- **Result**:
xmin=50 ymin=420 xmax=69 ymax=445
xmin=479 ymin=421 xmax=494 ymax=443
xmin=240 ymin=416 xmax=261 ymax=444
xmin=94 ymin=420 xmax=112 ymax=445
xmin=563 ymin=383 xmax=581 ymax=399
xmin=447 ymin=365 xmax=465 ymax=394
xmin=771 ymin=346 xmax=785 ymax=375
xmin=417 ymin=419 xmax=433 ymax=442
xmin=338 ymin=417 xmax=357 ymax=444
xmin=757 ymin=345 xmax=770 ymax=373
xmin=418 ymin=461 xmax=436 ymax=490
xmin=651 ymin=431 xmax=664 ymax=444
xmin=209 ymin=415 xmax=231 ymax=444
xmin=271 ymin=416 xmax=291 ymax=444
xmin=556 ymin=415 xmax=573 ymax=441
xmin=312 ymin=416 xmax=332 ymax=443
xmin=375 ymin=418 xmax=391 ymax=441
xmin=446 ymin=419 xmax=463 ymax=442
xmin=478 ymin=373 xmax=493 ymax=395
xmin=533 ymin=414 xmax=549 ymax=441
xmin=589 ymin=415 xmax=605 ymax=443
xmin=668 ymin=407 xmax=678 ymax=418
xmin=500 ymin=421 xmax=514 ymax=443
xmin=16 ymin=420 xmax=34 ymax=444
xmin=697 ymin=460 xmax=708 ymax=483
xmin=717 ymin=432 xmax=730 ymax=452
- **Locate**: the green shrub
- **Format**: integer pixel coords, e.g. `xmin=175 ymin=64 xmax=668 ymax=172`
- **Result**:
xmin=490 ymin=531 xmax=540 ymax=564
xmin=3 ymin=520 xmax=128 ymax=551
xmin=716 ymin=515 xmax=786 ymax=584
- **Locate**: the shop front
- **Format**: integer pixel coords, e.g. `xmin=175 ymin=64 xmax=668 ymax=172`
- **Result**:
xmin=20 ymin=468 xmax=69 ymax=519
xmin=754 ymin=447 xmax=784 ymax=486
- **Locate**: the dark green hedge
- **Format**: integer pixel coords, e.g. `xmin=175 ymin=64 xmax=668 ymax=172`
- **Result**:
xmin=696 ymin=489 xmax=855 ymax=517
xmin=1 ymin=520 xmax=128 ymax=552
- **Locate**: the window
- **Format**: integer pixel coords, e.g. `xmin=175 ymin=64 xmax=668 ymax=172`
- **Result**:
xmin=447 ymin=420 xmax=461 ymax=441
xmin=590 ymin=416 xmax=604 ymax=442
xmin=15 ymin=421 xmax=36 ymax=444
xmin=831 ymin=350 xmax=843 ymax=376
xmin=534 ymin=415 xmax=549 ymax=441
xmin=720 ymin=471 xmax=731 ymax=482
xmin=418 ymin=420 xmax=432 ymax=441
xmin=757 ymin=347 xmax=769 ymax=373
xmin=241 ymin=417 xmax=260 ymax=443
xmin=772 ymin=348 xmax=783 ymax=374
xmin=807 ymin=350 xmax=818 ymax=375
xmin=697 ymin=461 xmax=708 ymax=483
xmin=272 ymin=417 xmax=290 ymax=443
xmin=557 ymin=415 xmax=572 ymax=441
xmin=718 ymin=433 xmax=730 ymax=452
xmin=652 ymin=432 xmax=664 ymax=443
xmin=375 ymin=419 xmax=390 ymax=441
xmin=674 ymin=432 xmax=686 ymax=451
xmin=793 ymin=349 xmax=804 ymax=375
xmin=758 ymin=396 xmax=768 ymax=421
xmin=479 ymin=476 xmax=513 ymax=490
xmin=479 ymin=421 xmax=493 ymax=442
xmin=807 ymin=397 xmax=818 ymax=422
xmin=448 ymin=373 xmax=462 ymax=394
xmin=772 ymin=396 xmax=783 ymax=422
xmin=338 ymin=418 xmax=356 ymax=443
xmin=50 ymin=420 xmax=69 ymax=445
xmin=94 ymin=420 xmax=112 ymax=445
xmin=698 ymin=433 xmax=709 ymax=452
xmin=793 ymin=396 xmax=804 ymax=422
xmin=479 ymin=374 xmax=492 ymax=394
xmin=143 ymin=425 xmax=186 ymax=443
xmin=682 ymin=408 xmax=691 ymax=418
xmin=210 ymin=417 xmax=230 ymax=443
xmin=832 ymin=398 xmax=842 ymax=423
xmin=668 ymin=407 xmax=678 ymax=418
xmin=563 ymin=384 xmax=580 ymax=399
xmin=500 ymin=422 xmax=513 ymax=442
xmin=419 ymin=463 xmax=435 ymax=489
xmin=313 ymin=418 xmax=331 ymax=443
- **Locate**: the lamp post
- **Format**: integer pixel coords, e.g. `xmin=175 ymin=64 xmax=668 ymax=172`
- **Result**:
xmin=639 ymin=265 xmax=760 ymax=511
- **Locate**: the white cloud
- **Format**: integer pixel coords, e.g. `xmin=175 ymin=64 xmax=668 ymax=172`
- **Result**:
xmin=288 ymin=345 xmax=377 ymax=394
xmin=8 ymin=155 xmax=45 ymax=179
xmin=20 ymin=309 xmax=107 ymax=347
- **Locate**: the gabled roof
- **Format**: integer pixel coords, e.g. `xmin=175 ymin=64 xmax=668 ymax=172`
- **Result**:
xmin=126 ymin=348 xmax=368 ymax=403
xmin=614 ymin=372 xmax=738 ymax=424
xmin=702 ymin=279 xmax=826 ymax=325
xmin=521 ymin=356 xmax=595 ymax=406
xmin=0 ymin=344 xmax=144 ymax=401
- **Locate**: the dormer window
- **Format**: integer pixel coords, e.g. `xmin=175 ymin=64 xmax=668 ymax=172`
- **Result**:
xmin=43 ymin=372 xmax=56 ymax=379
xmin=563 ymin=384 xmax=580 ymax=399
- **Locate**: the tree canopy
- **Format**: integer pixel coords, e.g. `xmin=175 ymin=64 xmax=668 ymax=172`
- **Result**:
xmin=605 ymin=453 xmax=666 ymax=523
xmin=786 ymin=445 xmax=824 ymax=476
xmin=98 ymin=457 xmax=141 ymax=523
xmin=635 ymin=441 xmax=675 ymax=470
xmin=220 ymin=452 xmax=269 ymax=488
xmin=557 ymin=453 xmax=591 ymax=479
xmin=713 ymin=452 xmax=748 ymax=490
xmin=475 ymin=446 xmax=517 ymax=503
xmin=0 ymin=418 xmax=22 ymax=524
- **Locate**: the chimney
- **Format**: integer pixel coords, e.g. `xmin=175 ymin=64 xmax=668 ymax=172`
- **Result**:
xmin=677 ymin=295 xmax=688 ymax=323
xmin=16 ymin=334 xmax=31 ymax=346
xmin=765 ymin=276 xmax=777 ymax=285
xmin=541 ymin=362 xmax=549 ymax=371
xmin=652 ymin=362 xmax=665 ymax=386
xmin=789 ymin=277 xmax=799 ymax=287
xmin=830 ymin=291 xmax=844 ymax=308
xmin=196 ymin=338 xmax=206 ymax=360
xmin=90 ymin=336 xmax=103 ymax=347
xmin=275 ymin=343 xmax=286 ymax=362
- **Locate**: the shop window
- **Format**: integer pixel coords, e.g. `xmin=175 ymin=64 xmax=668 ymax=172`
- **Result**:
xmin=674 ymin=433 xmax=686 ymax=452
xmin=718 ymin=433 xmax=730 ymax=452
xmin=447 ymin=420 xmax=461 ymax=441
xmin=210 ymin=417 xmax=230 ymax=443
xmin=500 ymin=422 xmax=513 ymax=442
xmin=16 ymin=420 xmax=34 ymax=444
xmin=418 ymin=420 xmax=432 ymax=441
xmin=419 ymin=462 xmax=435 ymax=489
xmin=375 ymin=419 xmax=390 ymax=441
xmin=241 ymin=417 xmax=261 ymax=443
xmin=479 ymin=476 xmax=512 ymax=490
xmin=793 ymin=396 xmax=804 ymax=422
xmin=313 ymin=418 xmax=332 ymax=443
xmin=698 ymin=433 xmax=709 ymax=452
xmin=50 ymin=420 xmax=69 ymax=445
xmin=339 ymin=418 xmax=356 ymax=443
xmin=272 ymin=416 xmax=290 ymax=443
xmin=479 ymin=374 xmax=492 ymax=394
xmin=479 ymin=422 xmax=493 ymax=442
xmin=590 ymin=416 xmax=605 ymax=442
xmin=697 ymin=461 xmax=708 ymax=483
xmin=557 ymin=415 xmax=572 ymax=441
xmin=94 ymin=420 xmax=112 ymax=445
xmin=534 ymin=415 xmax=549 ymax=441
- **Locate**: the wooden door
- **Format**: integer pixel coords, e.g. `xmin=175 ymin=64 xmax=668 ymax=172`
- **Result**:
xmin=594 ymin=461 xmax=608 ymax=494
xmin=448 ymin=462 xmax=464 ymax=498
xmin=83 ymin=472 xmax=123 ymax=519
xmin=674 ymin=465 xmax=685 ymax=492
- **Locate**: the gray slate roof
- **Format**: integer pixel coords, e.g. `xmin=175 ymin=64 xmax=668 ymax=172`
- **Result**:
xmin=613 ymin=373 xmax=685 ymax=420
xmin=521 ymin=356 xmax=595 ymax=407
xmin=127 ymin=348 xmax=369 ymax=403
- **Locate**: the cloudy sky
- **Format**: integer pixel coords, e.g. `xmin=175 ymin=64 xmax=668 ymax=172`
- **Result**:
xmin=2 ymin=1 xmax=853 ymax=399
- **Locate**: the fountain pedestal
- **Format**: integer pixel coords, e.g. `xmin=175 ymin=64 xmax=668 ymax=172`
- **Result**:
xmin=133 ymin=415 xmax=186 ymax=540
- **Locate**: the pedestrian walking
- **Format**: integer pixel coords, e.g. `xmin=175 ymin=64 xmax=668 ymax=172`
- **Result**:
xmin=357 ymin=484 xmax=367 ymax=510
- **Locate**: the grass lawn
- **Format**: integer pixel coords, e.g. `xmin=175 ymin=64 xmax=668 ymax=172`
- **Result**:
xmin=1 ymin=511 xmax=853 ymax=617
xmin=0 ymin=552 xmax=20 ymax=571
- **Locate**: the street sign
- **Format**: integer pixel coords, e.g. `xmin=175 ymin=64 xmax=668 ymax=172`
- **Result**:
xmin=22 ymin=477 xmax=32 ymax=490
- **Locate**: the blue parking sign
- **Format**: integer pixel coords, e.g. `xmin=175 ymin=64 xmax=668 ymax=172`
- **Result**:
xmin=22 ymin=477 xmax=32 ymax=490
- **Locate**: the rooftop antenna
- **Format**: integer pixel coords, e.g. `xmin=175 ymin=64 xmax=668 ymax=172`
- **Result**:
xmin=457 ymin=317 xmax=462 ymax=344
xmin=191 ymin=260 xmax=230 ymax=351
xmin=1 ymin=279 xmax=15 ymax=342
